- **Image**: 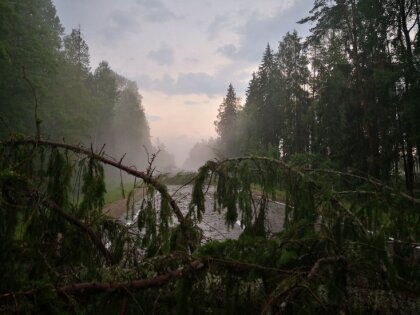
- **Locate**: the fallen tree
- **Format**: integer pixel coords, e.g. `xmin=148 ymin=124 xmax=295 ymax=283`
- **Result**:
xmin=0 ymin=137 xmax=419 ymax=314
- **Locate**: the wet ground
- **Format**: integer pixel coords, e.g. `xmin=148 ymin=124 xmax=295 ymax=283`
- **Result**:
xmin=124 ymin=185 xmax=286 ymax=242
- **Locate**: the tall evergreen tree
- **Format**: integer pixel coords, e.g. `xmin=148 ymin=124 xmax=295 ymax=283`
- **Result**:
xmin=215 ymin=83 xmax=240 ymax=157
xmin=92 ymin=61 xmax=118 ymax=146
xmin=63 ymin=27 xmax=90 ymax=74
xmin=111 ymin=75 xmax=152 ymax=166
xmin=277 ymin=31 xmax=311 ymax=157
xmin=47 ymin=27 xmax=95 ymax=142
xmin=255 ymin=44 xmax=282 ymax=151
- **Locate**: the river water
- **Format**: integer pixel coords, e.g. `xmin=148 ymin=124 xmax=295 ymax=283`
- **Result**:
xmin=125 ymin=185 xmax=286 ymax=242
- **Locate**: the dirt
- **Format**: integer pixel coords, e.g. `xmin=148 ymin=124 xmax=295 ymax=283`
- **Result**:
xmin=102 ymin=189 xmax=144 ymax=219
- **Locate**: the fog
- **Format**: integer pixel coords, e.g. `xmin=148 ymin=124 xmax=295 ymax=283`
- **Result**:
xmin=52 ymin=0 xmax=312 ymax=170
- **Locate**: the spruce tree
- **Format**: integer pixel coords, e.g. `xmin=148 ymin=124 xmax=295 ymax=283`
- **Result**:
xmin=276 ymin=31 xmax=310 ymax=157
xmin=215 ymin=83 xmax=240 ymax=157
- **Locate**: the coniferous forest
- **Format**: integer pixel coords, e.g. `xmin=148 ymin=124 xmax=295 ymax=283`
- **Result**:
xmin=0 ymin=0 xmax=419 ymax=314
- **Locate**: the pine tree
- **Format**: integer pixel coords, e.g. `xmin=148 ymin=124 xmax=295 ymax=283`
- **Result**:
xmin=255 ymin=44 xmax=281 ymax=151
xmin=215 ymin=83 xmax=240 ymax=157
xmin=112 ymin=75 xmax=152 ymax=167
xmin=48 ymin=27 xmax=95 ymax=142
xmin=276 ymin=31 xmax=310 ymax=157
xmin=92 ymin=61 xmax=118 ymax=146
xmin=63 ymin=27 xmax=90 ymax=74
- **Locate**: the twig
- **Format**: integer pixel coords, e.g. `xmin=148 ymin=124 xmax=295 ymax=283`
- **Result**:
xmin=119 ymin=153 xmax=127 ymax=165
xmin=98 ymin=143 xmax=106 ymax=156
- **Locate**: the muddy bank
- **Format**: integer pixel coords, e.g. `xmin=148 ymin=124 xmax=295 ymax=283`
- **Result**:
xmin=103 ymin=189 xmax=144 ymax=219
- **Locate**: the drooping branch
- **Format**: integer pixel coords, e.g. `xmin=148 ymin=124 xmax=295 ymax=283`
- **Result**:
xmin=222 ymin=157 xmax=420 ymax=205
xmin=3 ymin=139 xmax=185 ymax=223
xmin=202 ymin=157 xmax=372 ymax=234
xmin=305 ymin=168 xmax=420 ymax=205
xmin=0 ymin=260 xmax=205 ymax=300
xmin=42 ymin=198 xmax=113 ymax=264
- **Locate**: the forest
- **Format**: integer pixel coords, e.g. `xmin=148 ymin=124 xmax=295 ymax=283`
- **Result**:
xmin=0 ymin=0 xmax=419 ymax=314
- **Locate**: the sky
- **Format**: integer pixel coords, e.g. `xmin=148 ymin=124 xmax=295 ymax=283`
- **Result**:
xmin=53 ymin=0 xmax=313 ymax=166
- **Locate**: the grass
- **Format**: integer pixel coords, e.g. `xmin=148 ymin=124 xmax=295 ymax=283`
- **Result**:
xmin=159 ymin=171 xmax=197 ymax=185
xmin=104 ymin=182 xmax=138 ymax=204
xmin=103 ymin=172 xmax=197 ymax=205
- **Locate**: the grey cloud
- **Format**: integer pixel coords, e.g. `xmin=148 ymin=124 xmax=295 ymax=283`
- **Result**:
xmin=137 ymin=73 xmax=154 ymax=88
xmin=184 ymin=57 xmax=200 ymax=64
xmin=110 ymin=10 xmax=136 ymax=28
xmin=217 ymin=44 xmax=237 ymax=58
xmin=147 ymin=44 xmax=174 ymax=65
xmin=137 ymin=72 xmax=227 ymax=97
xmin=144 ymin=9 xmax=177 ymax=23
xmin=100 ymin=10 xmax=139 ymax=44
xmin=218 ymin=0 xmax=312 ymax=61
xmin=136 ymin=0 xmax=177 ymax=23
xmin=207 ymin=15 xmax=230 ymax=40
xmin=137 ymin=68 xmax=247 ymax=97
xmin=136 ymin=0 xmax=162 ymax=9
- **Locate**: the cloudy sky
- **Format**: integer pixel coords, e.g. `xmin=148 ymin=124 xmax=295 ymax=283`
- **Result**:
xmin=53 ymin=0 xmax=313 ymax=166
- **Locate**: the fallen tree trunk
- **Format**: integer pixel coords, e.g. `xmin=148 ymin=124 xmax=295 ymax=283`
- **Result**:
xmin=0 ymin=260 xmax=205 ymax=299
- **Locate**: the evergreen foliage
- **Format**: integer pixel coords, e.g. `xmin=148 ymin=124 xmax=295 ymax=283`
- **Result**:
xmin=222 ymin=0 xmax=420 ymax=194
xmin=215 ymin=84 xmax=241 ymax=157
xmin=1 ymin=140 xmax=419 ymax=313
xmin=0 ymin=0 xmax=419 ymax=313
xmin=0 ymin=0 xmax=153 ymax=168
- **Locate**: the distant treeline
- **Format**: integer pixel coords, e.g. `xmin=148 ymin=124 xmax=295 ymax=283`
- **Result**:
xmin=215 ymin=1 xmax=420 ymax=193
xmin=0 ymin=0 xmax=176 ymax=172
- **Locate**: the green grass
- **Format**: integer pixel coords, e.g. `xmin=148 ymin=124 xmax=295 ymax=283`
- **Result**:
xmin=104 ymin=182 xmax=137 ymax=204
xmin=159 ymin=171 xmax=197 ymax=185
xmin=103 ymin=172 xmax=197 ymax=205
